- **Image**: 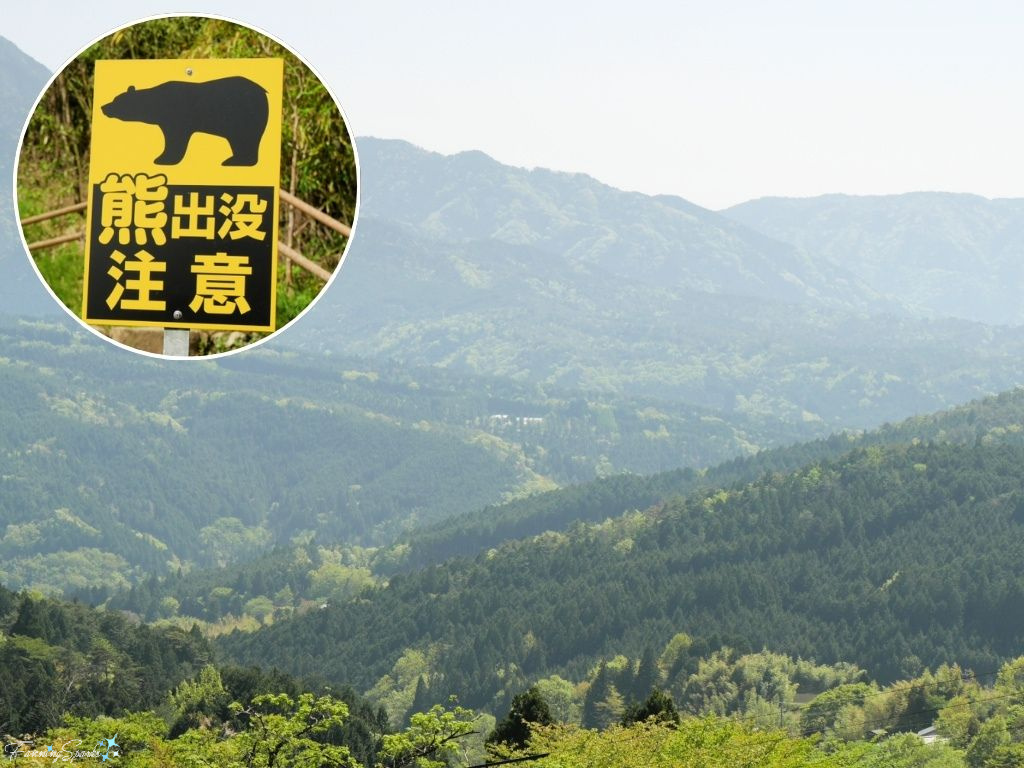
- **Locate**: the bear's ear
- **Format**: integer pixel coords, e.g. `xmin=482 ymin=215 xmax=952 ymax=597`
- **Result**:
xmin=128 ymin=85 xmax=136 ymax=93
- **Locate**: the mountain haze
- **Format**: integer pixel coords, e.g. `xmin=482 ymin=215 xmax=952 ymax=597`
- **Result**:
xmin=357 ymin=137 xmax=886 ymax=310
xmin=309 ymin=139 xmax=1024 ymax=432
xmin=724 ymin=192 xmax=1024 ymax=326
xmin=0 ymin=36 xmax=54 ymax=315
xmin=0 ymin=36 xmax=47 ymax=189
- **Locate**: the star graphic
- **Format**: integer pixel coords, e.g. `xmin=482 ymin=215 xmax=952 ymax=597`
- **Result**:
xmin=46 ymin=746 xmax=53 ymax=752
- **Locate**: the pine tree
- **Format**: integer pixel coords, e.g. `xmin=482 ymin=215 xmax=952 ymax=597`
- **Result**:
xmin=487 ymin=686 xmax=554 ymax=749
xmin=407 ymin=675 xmax=431 ymax=724
xmin=582 ymin=662 xmax=610 ymax=729
xmin=10 ymin=595 xmax=51 ymax=640
xmin=632 ymin=646 xmax=661 ymax=702
xmin=622 ymin=689 xmax=680 ymax=727
xmin=595 ymin=686 xmax=625 ymax=730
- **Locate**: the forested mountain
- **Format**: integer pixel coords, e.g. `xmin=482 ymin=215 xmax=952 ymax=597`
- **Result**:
xmin=0 ymin=582 xmax=395 ymax=766
xmin=0 ymin=37 xmax=46 ymax=217
xmin=355 ymin=138 xmax=885 ymax=311
xmin=9 ymin=564 xmax=1024 ymax=768
xmin=23 ymin=578 xmax=1024 ymax=768
xmin=7 ymin=32 xmax=1024 ymax=768
xmin=0 ymin=36 xmax=51 ymax=315
xmin=0 ymin=582 xmax=211 ymax=734
xmin=724 ymin=192 xmax=1024 ymax=326
xmin=0 ymin=322 xmax=528 ymax=593
xmin=306 ymin=141 xmax=1024 ymax=433
xmin=100 ymin=386 xmax=1024 ymax=626
xmin=221 ymin=436 xmax=1024 ymax=715
xmin=389 ymin=386 xmax=1024 ymax=569
xmin=1 ymin=318 xmax=824 ymax=596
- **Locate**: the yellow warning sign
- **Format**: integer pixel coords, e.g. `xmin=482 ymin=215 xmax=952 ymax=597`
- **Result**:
xmin=82 ymin=58 xmax=283 ymax=331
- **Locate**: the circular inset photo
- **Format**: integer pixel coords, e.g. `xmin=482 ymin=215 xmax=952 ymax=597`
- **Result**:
xmin=15 ymin=14 xmax=358 ymax=357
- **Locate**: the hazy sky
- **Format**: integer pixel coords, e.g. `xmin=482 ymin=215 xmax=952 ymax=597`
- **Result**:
xmin=5 ymin=1 xmax=1024 ymax=210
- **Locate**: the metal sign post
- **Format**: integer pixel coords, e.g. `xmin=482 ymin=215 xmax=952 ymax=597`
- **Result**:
xmin=163 ymin=328 xmax=189 ymax=356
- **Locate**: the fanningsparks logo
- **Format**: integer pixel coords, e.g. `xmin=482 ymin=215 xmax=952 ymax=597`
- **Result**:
xmin=3 ymin=734 xmax=120 ymax=762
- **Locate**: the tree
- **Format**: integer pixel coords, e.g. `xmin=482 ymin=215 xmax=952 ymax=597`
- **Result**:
xmin=533 ymin=675 xmax=580 ymax=724
xmin=581 ymin=662 xmax=610 ymax=728
xmin=230 ymin=692 xmax=355 ymax=768
xmin=965 ymin=715 xmax=1010 ymax=768
xmin=10 ymin=595 xmax=51 ymax=639
xmin=935 ymin=694 xmax=979 ymax=749
xmin=377 ymin=701 xmax=477 ymax=768
xmin=995 ymin=657 xmax=1024 ymax=694
xmin=595 ymin=687 xmax=626 ymax=730
xmin=622 ymin=689 xmax=680 ymax=727
xmin=986 ymin=743 xmax=1024 ymax=768
xmin=857 ymin=732 xmax=964 ymax=768
xmin=632 ymin=646 xmax=662 ymax=702
xmin=487 ymin=686 xmax=555 ymax=750
xmin=245 ymin=596 xmax=276 ymax=625
xmin=158 ymin=596 xmax=181 ymax=619
xmin=407 ymin=676 xmax=431 ymax=726
xmin=528 ymin=716 xmax=852 ymax=768
xmin=799 ymin=683 xmax=873 ymax=736
xmin=680 ymin=651 xmax=740 ymax=716
xmin=168 ymin=664 xmax=231 ymax=738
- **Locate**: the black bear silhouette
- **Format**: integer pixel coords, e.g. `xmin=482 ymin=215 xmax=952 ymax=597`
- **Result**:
xmin=101 ymin=76 xmax=269 ymax=166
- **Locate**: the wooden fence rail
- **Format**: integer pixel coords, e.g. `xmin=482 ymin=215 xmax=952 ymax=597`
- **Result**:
xmin=280 ymin=189 xmax=351 ymax=237
xmin=20 ymin=200 xmax=87 ymax=227
xmin=20 ymin=192 xmax=347 ymax=283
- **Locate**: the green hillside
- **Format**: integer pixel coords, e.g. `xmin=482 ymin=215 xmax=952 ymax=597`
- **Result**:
xmin=0 ymin=582 xmax=392 ymax=766
xmin=106 ymin=386 xmax=1024 ymax=632
xmin=0 ymin=318 xmax=824 ymax=596
xmin=10 ymin=575 xmax=1024 ymax=768
xmin=389 ymin=386 xmax=1024 ymax=569
xmin=0 ymin=324 xmax=529 ymax=594
xmin=220 ymin=436 xmax=1024 ymax=714
xmin=0 ymin=582 xmax=211 ymax=734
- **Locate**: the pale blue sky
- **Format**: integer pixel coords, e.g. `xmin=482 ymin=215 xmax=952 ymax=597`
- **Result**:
xmin=4 ymin=1 xmax=1024 ymax=209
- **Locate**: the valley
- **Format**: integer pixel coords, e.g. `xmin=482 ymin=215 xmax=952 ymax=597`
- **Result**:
xmin=3 ymin=24 xmax=1024 ymax=768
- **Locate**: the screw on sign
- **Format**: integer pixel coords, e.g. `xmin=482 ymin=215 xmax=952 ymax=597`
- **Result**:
xmin=82 ymin=59 xmax=283 ymax=339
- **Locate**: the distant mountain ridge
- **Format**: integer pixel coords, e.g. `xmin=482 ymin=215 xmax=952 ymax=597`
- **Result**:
xmin=310 ymin=139 xmax=1024 ymax=431
xmin=0 ymin=36 xmax=47 ymax=179
xmin=724 ymin=192 xmax=1024 ymax=326
xmin=0 ymin=35 xmax=54 ymax=315
xmin=358 ymin=137 xmax=887 ymax=311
